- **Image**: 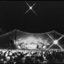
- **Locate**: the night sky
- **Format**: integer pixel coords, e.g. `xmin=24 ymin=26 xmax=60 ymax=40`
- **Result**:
xmin=0 ymin=1 xmax=64 ymax=35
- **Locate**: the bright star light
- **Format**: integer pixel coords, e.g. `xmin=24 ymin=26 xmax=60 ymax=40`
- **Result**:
xmin=30 ymin=6 xmax=32 ymax=10
xmin=53 ymin=40 xmax=58 ymax=45
xmin=25 ymin=1 xmax=37 ymax=15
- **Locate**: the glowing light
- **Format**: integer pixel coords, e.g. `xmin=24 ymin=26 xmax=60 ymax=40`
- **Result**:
xmin=53 ymin=40 xmax=58 ymax=45
xmin=30 ymin=6 xmax=32 ymax=10
xmin=43 ymin=46 xmax=46 ymax=49
xmin=25 ymin=1 xmax=37 ymax=15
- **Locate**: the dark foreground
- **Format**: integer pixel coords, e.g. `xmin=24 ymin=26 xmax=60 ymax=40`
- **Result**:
xmin=0 ymin=49 xmax=64 ymax=64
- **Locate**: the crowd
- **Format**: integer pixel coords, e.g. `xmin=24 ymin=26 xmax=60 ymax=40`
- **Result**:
xmin=0 ymin=49 xmax=64 ymax=64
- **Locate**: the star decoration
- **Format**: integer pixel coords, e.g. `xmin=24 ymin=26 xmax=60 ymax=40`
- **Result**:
xmin=25 ymin=1 xmax=37 ymax=15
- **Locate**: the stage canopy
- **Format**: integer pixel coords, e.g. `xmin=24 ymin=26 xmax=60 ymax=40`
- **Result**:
xmin=0 ymin=29 xmax=63 ymax=51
